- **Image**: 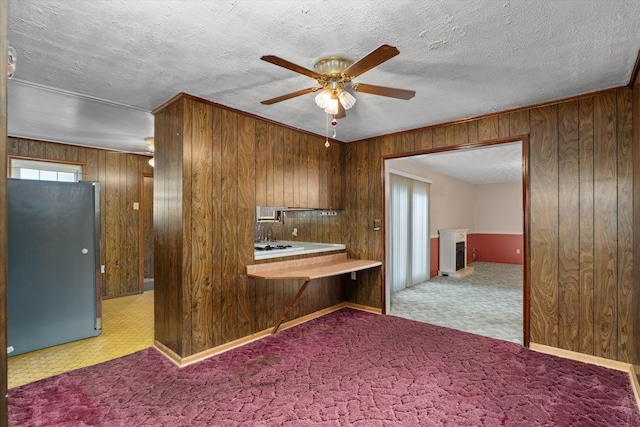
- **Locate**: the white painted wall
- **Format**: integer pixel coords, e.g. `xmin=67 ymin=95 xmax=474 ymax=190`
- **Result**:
xmin=388 ymin=158 xmax=522 ymax=237
xmin=429 ymin=170 xmax=477 ymax=238
xmin=475 ymin=182 xmax=523 ymax=234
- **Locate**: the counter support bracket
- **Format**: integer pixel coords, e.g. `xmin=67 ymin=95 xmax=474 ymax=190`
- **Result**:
xmin=272 ymin=279 xmax=311 ymax=334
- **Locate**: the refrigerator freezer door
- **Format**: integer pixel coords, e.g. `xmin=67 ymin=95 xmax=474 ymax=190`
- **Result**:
xmin=7 ymin=179 xmax=102 ymax=356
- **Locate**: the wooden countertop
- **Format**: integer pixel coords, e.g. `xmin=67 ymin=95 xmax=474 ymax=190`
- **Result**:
xmin=246 ymin=253 xmax=382 ymax=281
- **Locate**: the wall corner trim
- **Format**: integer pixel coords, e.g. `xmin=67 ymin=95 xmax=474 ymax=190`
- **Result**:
xmin=628 ymin=49 xmax=640 ymax=88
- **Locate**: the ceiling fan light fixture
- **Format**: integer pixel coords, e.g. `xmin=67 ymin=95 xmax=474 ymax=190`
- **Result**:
xmin=338 ymin=90 xmax=356 ymax=110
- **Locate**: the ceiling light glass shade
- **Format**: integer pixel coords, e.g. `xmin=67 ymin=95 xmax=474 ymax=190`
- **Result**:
xmin=315 ymin=88 xmax=332 ymax=109
xmin=324 ymin=98 xmax=339 ymax=115
xmin=338 ymin=90 xmax=356 ymax=109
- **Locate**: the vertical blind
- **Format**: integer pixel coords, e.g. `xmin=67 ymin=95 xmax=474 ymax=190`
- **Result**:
xmin=390 ymin=173 xmax=429 ymax=294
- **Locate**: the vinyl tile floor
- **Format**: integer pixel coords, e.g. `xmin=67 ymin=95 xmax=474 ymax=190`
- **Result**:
xmin=8 ymin=291 xmax=154 ymax=389
xmin=390 ymin=262 xmax=523 ymax=344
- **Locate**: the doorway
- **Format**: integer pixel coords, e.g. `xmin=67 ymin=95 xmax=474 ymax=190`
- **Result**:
xmin=383 ymin=138 xmax=529 ymax=345
xmin=8 ymin=173 xmax=155 ymax=388
xmin=140 ymin=174 xmax=154 ymax=293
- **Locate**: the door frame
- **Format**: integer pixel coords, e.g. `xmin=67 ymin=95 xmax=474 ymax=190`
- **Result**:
xmin=381 ymin=135 xmax=531 ymax=347
xmin=139 ymin=172 xmax=154 ymax=294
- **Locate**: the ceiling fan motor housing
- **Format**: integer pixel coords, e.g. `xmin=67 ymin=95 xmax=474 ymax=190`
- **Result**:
xmin=314 ymin=55 xmax=353 ymax=75
xmin=314 ymin=56 xmax=354 ymax=91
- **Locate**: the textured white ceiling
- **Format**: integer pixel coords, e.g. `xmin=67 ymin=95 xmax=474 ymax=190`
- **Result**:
xmin=7 ymin=0 xmax=640 ymax=154
xmin=408 ymin=142 xmax=523 ymax=184
xmin=8 ymin=79 xmax=154 ymax=152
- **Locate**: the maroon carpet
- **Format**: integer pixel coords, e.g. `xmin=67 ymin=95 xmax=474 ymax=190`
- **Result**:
xmin=9 ymin=308 xmax=640 ymax=426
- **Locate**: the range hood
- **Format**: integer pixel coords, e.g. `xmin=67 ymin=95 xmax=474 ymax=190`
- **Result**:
xmin=255 ymin=206 xmax=313 ymax=223
xmin=256 ymin=206 xmax=284 ymax=223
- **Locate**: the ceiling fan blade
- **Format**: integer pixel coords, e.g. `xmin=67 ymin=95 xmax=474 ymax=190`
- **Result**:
xmin=335 ymin=102 xmax=346 ymax=119
xmin=261 ymin=55 xmax=322 ymax=79
xmin=342 ymin=44 xmax=400 ymax=78
xmin=352 ymin=83 xmax=415 ymax=100
xmin=261 ymin=87 xmax=322 ymax=105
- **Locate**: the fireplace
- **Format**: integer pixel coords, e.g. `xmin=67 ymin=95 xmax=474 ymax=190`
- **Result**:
xmin=438 ymin=228 xmax=474 ymax=278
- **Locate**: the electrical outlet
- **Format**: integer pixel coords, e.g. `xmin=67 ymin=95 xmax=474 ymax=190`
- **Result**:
xmin=133 ymin=202 xmax=139 ymax=210
xmin=516 ymin=249 xmax=521 ymax=254
xmin=101 ymin=265 xmax=106 ymax=274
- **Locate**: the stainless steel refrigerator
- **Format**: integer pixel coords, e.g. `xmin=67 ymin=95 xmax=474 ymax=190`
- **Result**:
xmin=7 ymin=179 xmax=102 ymax=356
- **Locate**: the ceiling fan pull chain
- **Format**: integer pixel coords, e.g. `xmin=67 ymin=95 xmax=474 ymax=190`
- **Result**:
xmin=325 ymin=112 xmax=330 ymax=148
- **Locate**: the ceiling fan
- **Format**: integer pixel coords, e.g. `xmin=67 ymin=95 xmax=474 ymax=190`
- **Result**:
xmin=260 ymin=44 xmax=415 ymax=119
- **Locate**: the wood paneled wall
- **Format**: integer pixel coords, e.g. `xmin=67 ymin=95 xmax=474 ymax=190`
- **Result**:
xmin=153 ymin=95 xmax=344 ymax=358
xmin=344 ymin=90 xmax=635 ymax=363
xmin=254 ymin=124 xmax=343 ymax=209
xmin=155 ymin=88 xmax=634 ymax=363
xmin=6 ymin=137 xmax=153 ymax=298
xmin=632 ymin=78 xmax=640 ymax=375
xmin=280 ymin=210 xmax=344 ymax=244
xmin=1 ymin=1 xmax=8 ymax=422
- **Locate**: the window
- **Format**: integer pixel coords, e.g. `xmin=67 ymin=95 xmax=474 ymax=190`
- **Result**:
xmin=10 ymin=158 xmax=84 ymax=182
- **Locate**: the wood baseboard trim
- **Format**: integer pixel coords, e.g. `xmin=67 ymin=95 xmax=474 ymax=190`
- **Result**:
xmin=102 ymin=290 xmax=140 ymax=300
xmin=530 ymin=343 xmax=640 ymax=412
xmin=153 ymin=340 xmax=183 ymax=368
xmin=344 ymin=302 xmax=383 ymax=315
xmin=529 ymin=343 xmax=631 ymax=372
xmin=629 ymin=365 xmax=640 ymax=412
xmin=154 ymin=303 xmax=381 ymax=368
